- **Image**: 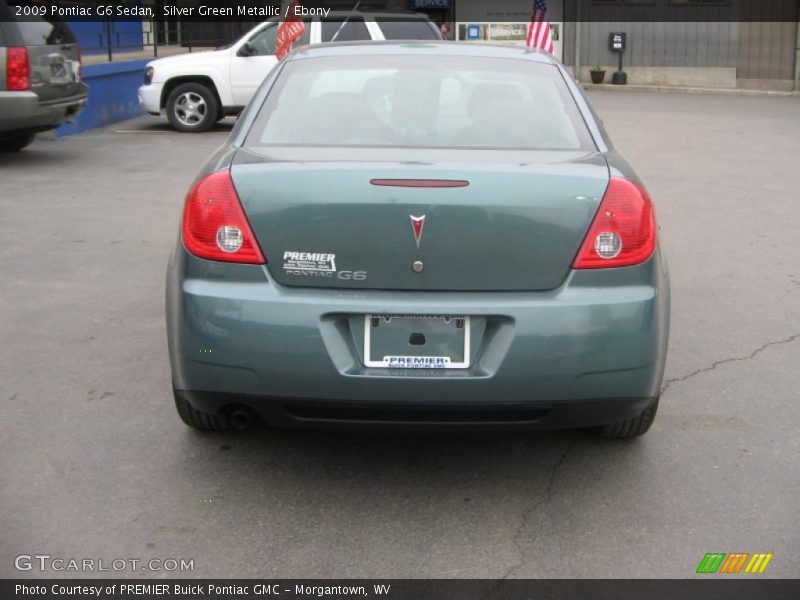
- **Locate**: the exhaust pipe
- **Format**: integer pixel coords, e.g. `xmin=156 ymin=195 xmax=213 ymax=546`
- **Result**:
xmin=229 ymin=407 xmax=255 ymax=431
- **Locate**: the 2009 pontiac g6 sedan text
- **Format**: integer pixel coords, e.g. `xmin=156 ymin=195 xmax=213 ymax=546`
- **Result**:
xmin=166 ymin=42 xmax=670 ymax=439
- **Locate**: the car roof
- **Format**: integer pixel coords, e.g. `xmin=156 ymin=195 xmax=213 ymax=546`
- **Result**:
xmin=289 ymin=41 xmax=556 ymax=65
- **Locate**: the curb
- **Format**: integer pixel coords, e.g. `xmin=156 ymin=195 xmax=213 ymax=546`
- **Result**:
xmin=581 ymin=83 xmax=798 ymax=98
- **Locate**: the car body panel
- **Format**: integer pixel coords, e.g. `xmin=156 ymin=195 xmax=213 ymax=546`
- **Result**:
xmin=229 ymin=52 xmax=278 ymax=106
xmin=143 ymin=49 xmax=234 ymax=108
xmin=0 ymin=89 xmax=85 ymax=132
xmin=166 ymin=244 xmax=668 ymax=428
xmin=24 ymin=42 xmax=82 ymax=102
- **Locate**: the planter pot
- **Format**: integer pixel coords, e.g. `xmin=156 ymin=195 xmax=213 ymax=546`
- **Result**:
xmin=590 ymin=70 xmax=606 ymax=84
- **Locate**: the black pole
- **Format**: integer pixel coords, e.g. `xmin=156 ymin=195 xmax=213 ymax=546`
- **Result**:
xmin=612 ymin=48 xmax=627 ymax=85
xmin=106 ymin=18 xmax=112 ymax=62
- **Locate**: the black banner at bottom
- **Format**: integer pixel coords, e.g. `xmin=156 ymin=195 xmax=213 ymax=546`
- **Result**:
xmin=4 ymin=579 xmax=800 ymax=600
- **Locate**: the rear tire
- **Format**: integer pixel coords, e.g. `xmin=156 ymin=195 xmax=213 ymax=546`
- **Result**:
xmin=0 ymin=132 xmax=36 ymax=152
xmin=174 ymin=389 xmax=231 ymax=431
xmin=597 ymin=399 xmax=659 ymax=439
xmin=166 ymin=83 xmax=218 ymax=133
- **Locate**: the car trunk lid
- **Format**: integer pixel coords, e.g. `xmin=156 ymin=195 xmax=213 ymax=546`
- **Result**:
xmin=11 ymin=13 xmax=82 ymax=101
xmin=25 ymin=43 xmax=82 ymax=101
xmin=230 ymin=147 xmax=609 ymax=292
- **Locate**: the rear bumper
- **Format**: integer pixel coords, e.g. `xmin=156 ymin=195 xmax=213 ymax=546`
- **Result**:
xmin=177 ymin=389 xmax=659 ymax=432
xmin=0 ymin=88 xmax=88 ymax=135
xmin=166 ymin=245 xmax=670 ymax=429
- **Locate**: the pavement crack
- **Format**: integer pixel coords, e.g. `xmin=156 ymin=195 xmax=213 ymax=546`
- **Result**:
xmin=661 ymin=332 xmax=800 ymax=395
xmin=484 ymin=440 xmax=576 ymax=593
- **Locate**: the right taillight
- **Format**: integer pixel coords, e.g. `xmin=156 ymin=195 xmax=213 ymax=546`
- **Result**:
xmin=6 ymin=47 xmax=30 ymax=91
xmin=182 ymin=171 xmax=266 ymax=264
xmin=572 ymin=177 xmax=657 ymax=269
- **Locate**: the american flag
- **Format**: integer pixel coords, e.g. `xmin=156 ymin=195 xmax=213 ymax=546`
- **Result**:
xmin=526 ymin=0 xmax=555 ymax=54
xmin=276 ymin=0 xmax=306 ymax=60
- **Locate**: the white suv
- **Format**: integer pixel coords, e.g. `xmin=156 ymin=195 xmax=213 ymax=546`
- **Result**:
xmin=138 ymin=12 xmax=441 ymax=132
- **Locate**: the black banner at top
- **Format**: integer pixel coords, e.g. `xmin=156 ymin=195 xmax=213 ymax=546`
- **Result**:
xmin=2 ymin=0 xmax=800 ymax=23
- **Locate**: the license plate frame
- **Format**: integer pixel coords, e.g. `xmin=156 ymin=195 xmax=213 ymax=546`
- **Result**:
xmin=363 ymin=315 xmax=471 ymax=369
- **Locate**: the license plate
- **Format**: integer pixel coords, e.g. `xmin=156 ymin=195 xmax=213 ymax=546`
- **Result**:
xmin=50 ymin=62 xmax=67 ymax=79
xmin=363 ymin=315 xmax=471 ymax=369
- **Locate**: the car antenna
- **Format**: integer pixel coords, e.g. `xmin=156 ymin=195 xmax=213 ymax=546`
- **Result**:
xmin=330 ymin=1 xmax=362 ymax=42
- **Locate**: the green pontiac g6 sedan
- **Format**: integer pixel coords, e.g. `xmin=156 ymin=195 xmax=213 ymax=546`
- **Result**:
xmin=165 ymin=42 xmax=670 ymax=438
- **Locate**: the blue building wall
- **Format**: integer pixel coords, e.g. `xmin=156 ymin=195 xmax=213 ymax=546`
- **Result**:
xmin=67 ymin=19 xmax=145 ymax=56
xmin=56 ymin=60 xmax=148 ymax=138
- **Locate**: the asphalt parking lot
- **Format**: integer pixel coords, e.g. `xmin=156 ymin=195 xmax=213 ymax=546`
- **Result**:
xmin=1 ymin=91 xmax=799 ymax=579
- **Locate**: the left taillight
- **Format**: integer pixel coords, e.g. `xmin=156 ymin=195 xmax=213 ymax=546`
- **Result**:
xmin=181 ymin=171 xmax=266 ymax=264
xmin=572 ymin=176 xmax=657 ymax=269
xmin=6 ymin=47 xmax=30 ymax=91
xmin=144 ymin=66 xmax=154 ymax=85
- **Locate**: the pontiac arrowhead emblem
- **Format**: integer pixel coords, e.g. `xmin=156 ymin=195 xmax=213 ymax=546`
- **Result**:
xmin=410 ymin=215 xmax=426 ymax=249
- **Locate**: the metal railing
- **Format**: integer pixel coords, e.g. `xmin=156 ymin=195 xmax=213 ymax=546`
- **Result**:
xmin=79 ymin=12 xmax=253 ymax=62
xmin=78 ymin=19 xmax=228 ymax=61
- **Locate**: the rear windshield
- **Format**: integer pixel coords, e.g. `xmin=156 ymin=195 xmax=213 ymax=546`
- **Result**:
xmin=6 ymin=3 xmax=76 ymax=45
xmin=375 ymin=19 xmax=440 ymax=41
xmin=247 ymin=55 xmax=595 ymax=151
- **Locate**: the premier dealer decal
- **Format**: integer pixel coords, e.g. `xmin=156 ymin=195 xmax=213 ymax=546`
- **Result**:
xmin=282 ymin=251 xmax=367 ymax=281
xmin=282 ymin=251 xmax=337 ymax=274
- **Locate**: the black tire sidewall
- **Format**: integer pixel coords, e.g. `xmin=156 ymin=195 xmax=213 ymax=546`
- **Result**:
xmin=166 ymin=83 xmax=219 ymax=133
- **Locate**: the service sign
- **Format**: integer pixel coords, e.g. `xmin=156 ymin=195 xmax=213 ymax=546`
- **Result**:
xmin=410 ymin=0 xmax=454 ymax=9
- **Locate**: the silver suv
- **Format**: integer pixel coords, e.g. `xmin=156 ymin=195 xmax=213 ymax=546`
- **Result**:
xmin=0 ymin=1 xmax=88 ymax=151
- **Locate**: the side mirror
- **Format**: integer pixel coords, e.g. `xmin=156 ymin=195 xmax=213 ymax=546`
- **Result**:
xmin=237 ymin=42 xmax=256 ymax=57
